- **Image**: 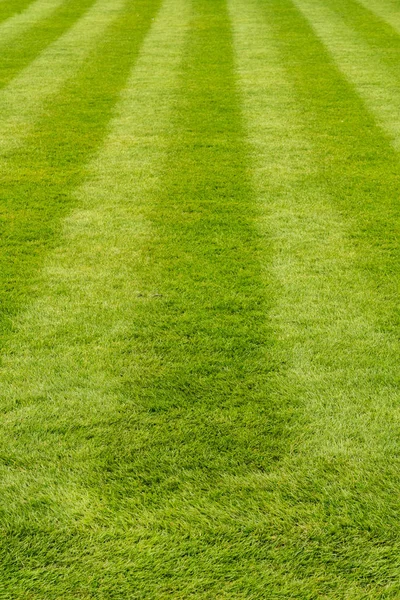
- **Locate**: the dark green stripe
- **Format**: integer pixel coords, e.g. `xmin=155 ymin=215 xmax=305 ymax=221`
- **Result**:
xmin=0 ymin=0 xmax=98 ymax=90
xmin=89 ymin=0 xmax=289 ymax=591
xmin=109 ymin=0 xmax=280 ymax=484
xmin=0 ymin=0 xmax=162 ymax=349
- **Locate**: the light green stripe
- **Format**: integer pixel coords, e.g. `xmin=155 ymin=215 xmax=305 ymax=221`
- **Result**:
xmin=0 ymin=0 xmax=189 ymax=520
xmin=0 ymin=0 xmax=124 ymax=156
xmin=0 ymin=0 xmax=66 ymax=48
xmin=293 ymin=0 xmax=400 ymax=151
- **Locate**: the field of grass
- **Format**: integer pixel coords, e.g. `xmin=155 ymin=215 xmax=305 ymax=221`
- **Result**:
xmin=1 ymin=0 xmax=400 ymax=597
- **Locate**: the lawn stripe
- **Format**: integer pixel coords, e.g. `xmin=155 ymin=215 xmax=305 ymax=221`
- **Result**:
xmin=229 ymin=0 xmax=400 ymax=594
xmin=358 ymin=0 xmax=400 ymax=35
xmin=288 ymin=0 xmax=400 ymax=302
xmin=0 ymin=0 xmax=162 ymax=349
xmin=73 ymin=0 xmax=286 ymax=592
xmin=0 ymin=0 xmax=125 ymax=158
xmin=293 ymin=0 xmax=400 ymax=152
xmin=0 ymin=0 xmax=189 ymax=594
xmin=0 ymin=0 xmax=99 ymax=90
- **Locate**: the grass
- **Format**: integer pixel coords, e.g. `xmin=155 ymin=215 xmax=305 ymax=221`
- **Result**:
xmin=1 ymin=0 xmax=400 ymax=597
xmin=229 ymin=0 xmax=400 ymax=596
xmin=0 ymin=0 xmax=160 ymax=347
xmin=0 ymin=0 xmax=32 ymax=25
xmin=0 ymin=0 xmax=96 ymax=90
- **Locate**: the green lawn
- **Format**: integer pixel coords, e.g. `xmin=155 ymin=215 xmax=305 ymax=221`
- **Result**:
xmin=1 ymin=0 xmax=400 ymax=597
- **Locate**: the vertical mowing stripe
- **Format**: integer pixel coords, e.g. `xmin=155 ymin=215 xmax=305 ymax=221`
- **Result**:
xmin=109 ymin=0 xmax=279 ymax=489
xmin=0 ymin=0 xmax=99 ymax=90
xmin=74 ymin=0 xmax=291 ymax=593
xmin=0 ymin=0 xmax=191 ymax=595
xmin=228 ymin=1 xmax=358 ymax=594
xmin=0 ymin=0 xmax=162 ymax=349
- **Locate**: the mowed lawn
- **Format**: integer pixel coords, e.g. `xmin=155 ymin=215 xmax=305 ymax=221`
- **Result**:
xmin=1 ymin=0 xmax=400 ymax=597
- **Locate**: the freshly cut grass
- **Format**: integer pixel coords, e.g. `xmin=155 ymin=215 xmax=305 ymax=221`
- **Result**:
xmin=2 ymin=0 xmax=400 ymax=597
xmin=0 ymin=0 xmax=283 ymax=596
xmin=228 ymin=0 xmax=400 ymax=596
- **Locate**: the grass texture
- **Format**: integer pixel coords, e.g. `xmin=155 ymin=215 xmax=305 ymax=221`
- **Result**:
xmin=1 ymin=0 xmax=400 ymax=597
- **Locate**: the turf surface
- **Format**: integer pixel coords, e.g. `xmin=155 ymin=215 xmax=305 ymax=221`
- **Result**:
xmin=1 ymin=0 xmax=400 ymax=597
